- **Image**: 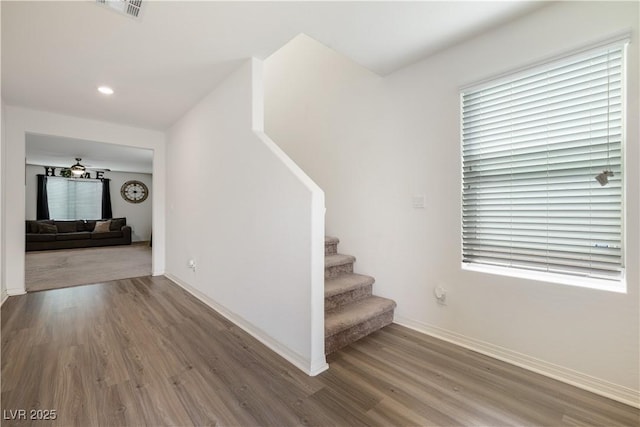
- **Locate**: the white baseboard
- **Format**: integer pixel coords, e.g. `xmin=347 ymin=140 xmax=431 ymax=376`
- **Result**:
xmin=2 ymin=287 xmax=26 ymax=305
xmin=164 ymin=273 xmax=328 ymax=377
xmin=395 ymin=316 xmax=639 ymax=409
xmin=6 ymin=288 xmax=26 ymax=296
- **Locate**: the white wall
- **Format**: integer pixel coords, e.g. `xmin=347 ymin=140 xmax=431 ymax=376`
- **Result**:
xmin=166 ymin=58 xmax=326 ymax=375
xmin=2 ymin=106 xmax=166 ymax=295
xmin=0 ymin=99 xmax=6 ymax=305
xmin=0 ymin=0 xmax=6 ymax=305
xmin=104 ymin=171 xmax=152 ymax=241
xmin=25 ymin=165 xmax=153 ymax=242
xmin=265 ymin=2 xmax=639 ymax=406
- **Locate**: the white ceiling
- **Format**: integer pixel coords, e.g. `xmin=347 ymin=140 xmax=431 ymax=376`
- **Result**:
xmin=2 ymin=1 xmax=544 ymax=131
xmin=26 ymin=133 xmax=153 ymax=174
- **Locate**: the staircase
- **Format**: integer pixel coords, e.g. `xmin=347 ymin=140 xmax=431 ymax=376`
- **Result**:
xmin=324 ymin=236 xmax=396 ymax=354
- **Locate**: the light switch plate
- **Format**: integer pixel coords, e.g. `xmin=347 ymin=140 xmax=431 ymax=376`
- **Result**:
xmin=412 ymin=195 xmax=426 ymax=209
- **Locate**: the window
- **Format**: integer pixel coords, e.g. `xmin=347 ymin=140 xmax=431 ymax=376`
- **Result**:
xmin=461 ymin=41 xmax=626 ymax=285
xmin=47 ymin=177 xmax=103 ymax=220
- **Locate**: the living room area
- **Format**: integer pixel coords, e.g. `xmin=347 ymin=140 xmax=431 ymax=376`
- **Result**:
xmin=23 ymin=133 xmax=153 ymax=292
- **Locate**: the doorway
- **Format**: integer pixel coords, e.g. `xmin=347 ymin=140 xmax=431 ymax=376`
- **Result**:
xmin=24 ymin=133 xmax=154 ymax=292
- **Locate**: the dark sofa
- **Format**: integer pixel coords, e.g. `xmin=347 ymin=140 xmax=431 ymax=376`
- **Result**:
xmin=26 ymin=218 xmax=132 ymax=251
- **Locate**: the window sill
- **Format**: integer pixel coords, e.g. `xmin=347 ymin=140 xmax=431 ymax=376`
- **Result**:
xmin=461 ymin=263 xmax=626 ymax=294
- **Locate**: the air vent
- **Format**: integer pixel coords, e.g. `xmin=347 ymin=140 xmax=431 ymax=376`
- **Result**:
xmin=96 ymin=0 xmax=143 ymax=19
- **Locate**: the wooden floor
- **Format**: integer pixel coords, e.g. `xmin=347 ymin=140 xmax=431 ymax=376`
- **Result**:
xmin=2 ymin=276 xmax=638 ymax=426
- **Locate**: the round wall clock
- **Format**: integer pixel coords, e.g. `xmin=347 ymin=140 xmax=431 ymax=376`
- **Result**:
xmin=120 ymin=180 xmax=149 ymax=203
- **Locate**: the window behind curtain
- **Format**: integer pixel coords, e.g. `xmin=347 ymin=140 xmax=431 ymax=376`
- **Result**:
xmin=47 ymin=178 xmax=103 ymax=220
xmin=461 ymin=40 xmax=626 ymax=283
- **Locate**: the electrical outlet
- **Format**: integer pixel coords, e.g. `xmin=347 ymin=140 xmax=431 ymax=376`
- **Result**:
xmin=412 ymin=195 xmax=426 ymax=209
xmin=188 ymin=259 xmax=196 ymax=271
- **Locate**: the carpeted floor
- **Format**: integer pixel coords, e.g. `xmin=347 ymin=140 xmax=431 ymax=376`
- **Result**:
xmin=25 ymin=242 xmax=152 ymax=292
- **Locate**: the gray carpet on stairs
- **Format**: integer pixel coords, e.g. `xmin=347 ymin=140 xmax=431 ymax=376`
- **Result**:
xmin=324 ymin=236 xmax=396 ymax=354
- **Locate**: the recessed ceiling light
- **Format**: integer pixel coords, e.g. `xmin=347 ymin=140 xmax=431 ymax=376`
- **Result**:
xmin=98 ymin=86 xmax=114 ymax=95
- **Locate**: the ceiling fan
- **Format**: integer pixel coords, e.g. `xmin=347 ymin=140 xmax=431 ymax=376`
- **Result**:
xmin=66 ymin=158 xmax=111 ymax=176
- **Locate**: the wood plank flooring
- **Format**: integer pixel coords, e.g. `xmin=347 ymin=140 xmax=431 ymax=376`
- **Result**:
xmin=2 ymin=276 xmax=638 ymax=426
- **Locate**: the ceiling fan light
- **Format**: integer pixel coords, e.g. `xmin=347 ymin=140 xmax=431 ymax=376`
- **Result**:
xmin=70 ymin=158 xmax=86 ymax=176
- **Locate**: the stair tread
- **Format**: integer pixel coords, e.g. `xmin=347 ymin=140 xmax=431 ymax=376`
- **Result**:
xmin=325 ymin=295 xmax=397 ymax=337
xmin=325 ymin=253 xmax=356 ymax=268
xmin=325 ymin=273 xmax=375 ymax=298
xmin=325 ymin=236 xmax=340 ymax=245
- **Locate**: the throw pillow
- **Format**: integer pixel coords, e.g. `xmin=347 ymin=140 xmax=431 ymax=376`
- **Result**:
xmin=38 ymin=223 xmax=57 ymax=234
xmin=109 ymin=218 xmax=126 ymax=231
xmin=31 ymin=221 xmax=53 ymax=233
xmin=94 ymin=220 xmax=111 ymax=233
xmin=55 ymin=221 xmax=77 ymax=233
xmin=26 ymin=221 xmax=38 ymax=233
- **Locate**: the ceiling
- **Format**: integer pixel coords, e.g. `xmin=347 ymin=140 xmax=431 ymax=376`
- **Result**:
xmin=2 ymin=1 xmax=544 ymax=131
xmin=26 ymin=133 xmax=153 ymax=174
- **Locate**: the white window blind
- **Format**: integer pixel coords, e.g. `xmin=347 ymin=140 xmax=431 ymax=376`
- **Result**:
xmin=47 ymin=178 xmax=103 ymax=220
xmin=461 ymin=42 xmax=625 ymax=282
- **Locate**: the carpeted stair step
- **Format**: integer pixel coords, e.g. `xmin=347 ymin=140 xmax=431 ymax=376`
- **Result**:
xmin=325 ymin=253 xmax=355 ymax=279
xmin=325 ymin=295 xmax=397 ymax=354
xmin=325 ymin=273 xmax=374 ymax=310
xmin=325 ymin=236 xmax=339 ymax=255
xmin=323 ymin=235 xmax=397 ymax=354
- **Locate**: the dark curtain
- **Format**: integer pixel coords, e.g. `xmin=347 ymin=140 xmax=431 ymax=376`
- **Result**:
xmin=36 ymin=175 xmax=50 ymax=220
xmin=102 ymin=179 xmax=113 ymax=219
